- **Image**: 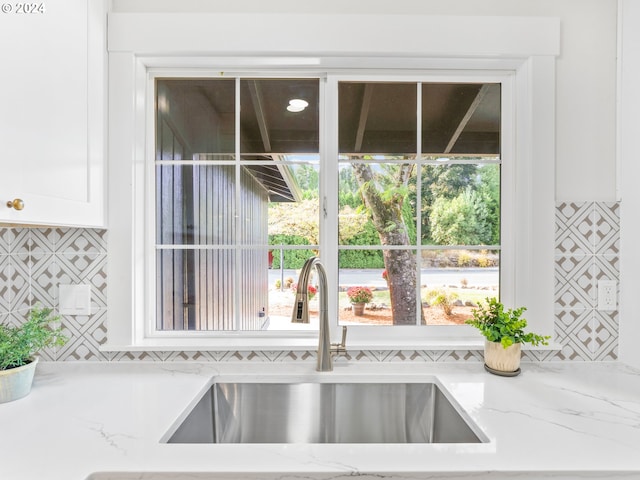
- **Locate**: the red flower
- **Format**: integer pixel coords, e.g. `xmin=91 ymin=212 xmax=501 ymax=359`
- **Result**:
xmin=292 ymin=283 xmax=317 ymax=300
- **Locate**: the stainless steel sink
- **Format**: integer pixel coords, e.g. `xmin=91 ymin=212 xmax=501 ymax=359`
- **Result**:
xmin=165 ymin=382 xmax=485 ymax=444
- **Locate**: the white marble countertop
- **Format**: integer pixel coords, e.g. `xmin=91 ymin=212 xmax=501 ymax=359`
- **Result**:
xmin=1 ymin=360 xmax=639 ymax=480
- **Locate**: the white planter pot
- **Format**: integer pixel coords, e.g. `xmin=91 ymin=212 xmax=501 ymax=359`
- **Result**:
xmin=484 ymin=340 xmax=521 ymax=373
xmin=0 ymin=357 xmax=38 ymax=403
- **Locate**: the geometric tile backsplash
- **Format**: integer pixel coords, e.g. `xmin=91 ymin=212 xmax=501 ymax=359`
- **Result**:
xmin=0 ymin=228 xmax=108 ymax=362
xmin=0 ymin=201 xmax=620 ymax=363
xmin=553 ymin=202 xmax=619 ymax=361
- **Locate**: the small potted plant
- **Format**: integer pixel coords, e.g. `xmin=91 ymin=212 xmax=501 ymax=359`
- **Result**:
xmin=466 ymin=297 xmax=550 ymax=376
xmin=346 ymin=286 xmax=373 ymax=316
xmin=0 ymin=304 xmax=67 ymax=403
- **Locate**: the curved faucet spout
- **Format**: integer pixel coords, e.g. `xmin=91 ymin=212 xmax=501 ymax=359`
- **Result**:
xmin=291 ymin=256 xmax=347 ymax=371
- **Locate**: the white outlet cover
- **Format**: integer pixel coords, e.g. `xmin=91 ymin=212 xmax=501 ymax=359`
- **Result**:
xmin=59 ymin=284 xmax=92 ymax=315
xmin=597 ymin=280 xmax=617 ymax=311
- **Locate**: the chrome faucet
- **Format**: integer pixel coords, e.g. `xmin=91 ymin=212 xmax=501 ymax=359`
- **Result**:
xmin=291 ymin=256 xmax=347 ymax=371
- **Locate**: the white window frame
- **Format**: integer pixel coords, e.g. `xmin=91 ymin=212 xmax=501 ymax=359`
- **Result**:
xmin=105 ymin=13 xmax=558 ymax=351
xmin=325 ymin=72 xmax=513 ymax=346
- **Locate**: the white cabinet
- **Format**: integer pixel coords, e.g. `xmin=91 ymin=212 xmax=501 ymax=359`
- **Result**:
xmin=0 ymin=0 xmax=106 ymax=227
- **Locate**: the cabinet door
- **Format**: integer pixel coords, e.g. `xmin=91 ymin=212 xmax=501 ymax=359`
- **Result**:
xmin=0 ymin=0 xmax=105 ymax=227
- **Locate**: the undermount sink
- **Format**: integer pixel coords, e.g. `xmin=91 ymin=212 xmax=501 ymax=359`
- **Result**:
xmin=165 ymin=381 xmax=486 ymax=444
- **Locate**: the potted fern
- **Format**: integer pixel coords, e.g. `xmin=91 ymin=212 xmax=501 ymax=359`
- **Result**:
xmin=466 ymin=298 xmax=550 ymax=376
xmin=0 ymin=304 xmax=67 ymax=403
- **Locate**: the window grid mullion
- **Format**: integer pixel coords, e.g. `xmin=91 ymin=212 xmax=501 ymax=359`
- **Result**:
xmin=234 ymin=76 xmax=241 ymax=332
xmin=415 ymin=82 xmax=423 ymax=326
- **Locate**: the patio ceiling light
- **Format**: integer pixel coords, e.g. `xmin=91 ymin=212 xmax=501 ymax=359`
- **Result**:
xmin=287 ymin=98 xmax=309 ymax=112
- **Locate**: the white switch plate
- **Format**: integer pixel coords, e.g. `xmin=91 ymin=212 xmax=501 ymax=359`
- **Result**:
xmin=597 ymin=280 xmax=617 ymax=311
xmin=59 ymin=284 xmax=92 ymax=315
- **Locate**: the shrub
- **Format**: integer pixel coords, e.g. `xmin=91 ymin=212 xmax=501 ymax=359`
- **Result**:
xmin=339 ymin=249 xmax=384 ymax=268
xmin=338 ymin=221 xmax=385 ymax=268
xmin=457 ymin=252 xmax=472 ymax=267
xmin=477 ymin=255 xmax=489 ymax=268
xmin=426 ymin=289 xmax=458 ymax=316
xmin=268 ymin=234 xmax=315 ymax=269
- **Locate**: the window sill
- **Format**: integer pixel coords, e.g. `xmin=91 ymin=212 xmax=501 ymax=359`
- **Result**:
xmin=100 ymin=339 xmax=562 ymax=353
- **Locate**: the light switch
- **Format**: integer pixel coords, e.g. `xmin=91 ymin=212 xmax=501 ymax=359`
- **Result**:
xmin=59 ymin=284 xmax=92 ymax=315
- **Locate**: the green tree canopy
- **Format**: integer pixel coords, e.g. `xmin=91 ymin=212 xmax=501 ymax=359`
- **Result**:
xmin=429 ymin=188 xmax=492 ymax=245
xmin=477 ymin=164 xmax=500 ymax=244
xmin=268 ymin=198 xmax=319 ymax=244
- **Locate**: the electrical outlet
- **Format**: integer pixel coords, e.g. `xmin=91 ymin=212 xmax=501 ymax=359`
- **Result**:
xmin=597 ymin=280 xmax=617 ymax=311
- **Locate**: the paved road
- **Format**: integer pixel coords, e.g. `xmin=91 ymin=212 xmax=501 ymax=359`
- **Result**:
xmin=269 ymin=267 xmax=498 ymax=289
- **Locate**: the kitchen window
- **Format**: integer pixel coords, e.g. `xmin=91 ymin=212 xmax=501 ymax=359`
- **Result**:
xmin=105 ymin=12 xmax=558 ymax=349
xmin=152 ymin=74 xmax=503 ymax=335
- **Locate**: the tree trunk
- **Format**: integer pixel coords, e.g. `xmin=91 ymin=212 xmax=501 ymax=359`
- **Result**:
xmin=351 ymin=163 xmax=425 ymax=325
xmin=384 ymin=249 xmax=421 ymax=325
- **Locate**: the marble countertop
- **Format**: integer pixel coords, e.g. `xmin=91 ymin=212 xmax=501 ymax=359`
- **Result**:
xmin=1 ymin=360 xmax=639 ymax=480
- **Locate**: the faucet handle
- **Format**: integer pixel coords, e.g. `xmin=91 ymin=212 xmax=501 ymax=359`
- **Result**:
xmin=332 ymin=326 xmax=348 ymax=355
xmin=340 ymin=325 xmax=347 ymax=347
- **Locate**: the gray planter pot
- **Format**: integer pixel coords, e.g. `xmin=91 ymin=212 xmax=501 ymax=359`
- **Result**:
xmin=0 ymin=357 xmax=38 ymax=403
xmin=351 ymin=303 xmax=365 ymax=316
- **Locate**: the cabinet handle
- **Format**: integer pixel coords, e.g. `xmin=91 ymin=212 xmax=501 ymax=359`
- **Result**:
xmin=6 ymin=198 xmax=24 ymax=210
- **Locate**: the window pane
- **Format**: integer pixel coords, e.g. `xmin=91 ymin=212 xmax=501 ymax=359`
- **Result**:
xmin=241 ymin=157 xmax=318 ymax=202
xmin=156 ymin=165 xmax=236 ymax=245
xmin=156 ymin=77 xmax=321 ymax=332
xmin=339 ymin=82 xmax=417 ymax=155
xmin=421 ymin=162 xmax=500 ymax=246
xmin=338 ymin=162 xmax=417 ymax=246
xmin=421 ymin=249 xmax=500 ymax=325
xmin=337 ymin=80 xmax=502 ymax=329
xmin=240 ymin=78 xmax=319 ymax=154
xmin=156 ymin=249 xmax=236 ymax=331
xmin=338 ymin=249 xmax=419 ymax=326
xmin=239 ymin=249 xmax=270 ymax=330
xmin=238 ymin=165 xmax=269 ymax=246
xmin=156 ymin=79 xmax=235 ymax=156
xmin=421 ymin=83 xmax=500 ymax=155
xmin=268 ymin=162 xmax=320 ymax=245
